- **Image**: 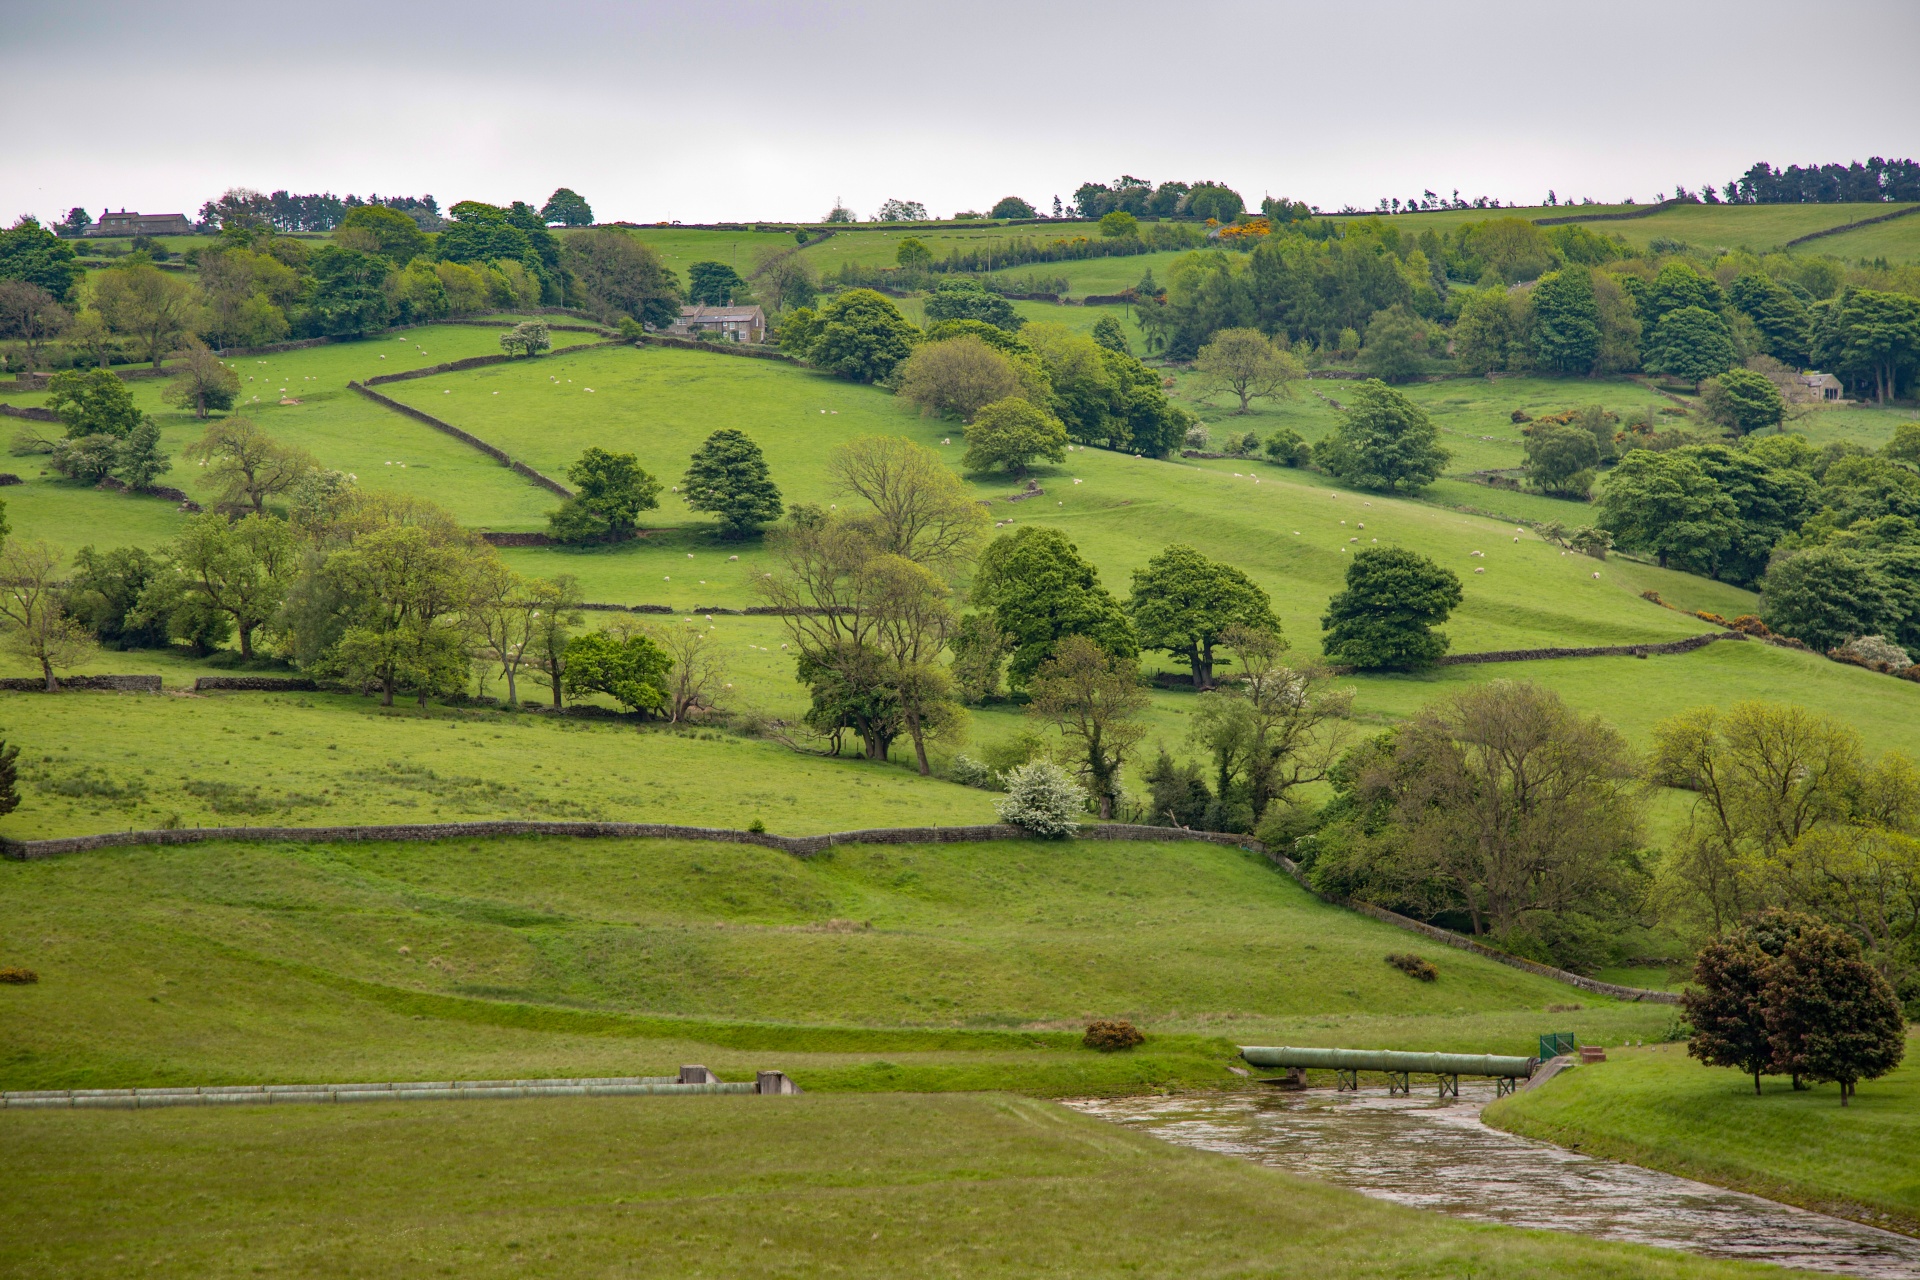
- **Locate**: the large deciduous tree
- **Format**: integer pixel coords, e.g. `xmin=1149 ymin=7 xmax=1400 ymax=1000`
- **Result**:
xmin=1371 ymin=680 xmax=1644 ymax=941
xmin=897 ymin=336 xmax=1025 ymax=422
xmin=1192 ymin=327 xmax=1304 ymax=413
xmin=563 ymin=629 xmax=671 ymax=715
xmin=1764 ymin=922 xmax=1908 ymax=1106
xmin=0 ymin=540 xmax=97 ymax=691
xmin=1596 ymin=450 xmax=1740 ymax=570
xmin=1642 ymin=306 xmax=1739 ymax=384
xmin=825 ymin=436 xmax=986 ymax=570
xmin=1320 ymin=547 xmax=1462 ymax=671
xmin=1812 ymin=287 xmax=1920 ymax=405
xmin=163 ymin=340 xmax=241 ymax=419
xmin=560 ymin=230 xmax=680 ymax=329
xmin=1316 ymin=379 xmax=1449 ymax=492
xmin=93 ymin=257 xmax=196 ymax=367
xmin=960 ymin=397 xmax=1068 ymax=476
xmin=1127 ymin=544 xmax=1279 ymax=689
xmin=0 ymin=280 xmax=68 ymax=368
xmin=164 ymin=511 xmax=297 ymax=660
xmin=1528 ymin=266 xmax=1603 ymax=375
xmin=539 ymin=187 xmax=594 ymax=227
xmin=549 ymin=447 xmax=661 ymax=544
xmin=1684 ymin=928 xmax=1780 ymax=1094
xmin=796 ymin=288 xmax=919 ymax=383
xmin=0 ymin=216 xmax=83 ymax=302
xmin=971 ymin=525 xmax=1136 ymax=689
xmin=189 ymin=417 xmax=316 ymax=514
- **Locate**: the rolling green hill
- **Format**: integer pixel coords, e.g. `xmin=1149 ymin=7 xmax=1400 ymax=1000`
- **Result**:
xmin=0 ymin=832 xmax=1676 ymax=1093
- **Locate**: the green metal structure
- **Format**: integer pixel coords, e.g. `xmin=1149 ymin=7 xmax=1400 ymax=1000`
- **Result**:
xmin=1240 ymin=1045 xmax=1539 ymax=1098
xmin=1539 ymin=1032 xmax=1577 ymax=1059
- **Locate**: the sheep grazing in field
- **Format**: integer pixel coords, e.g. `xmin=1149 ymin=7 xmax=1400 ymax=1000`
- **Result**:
xmin=1474 ymin=567 xmax=1485 ymax=574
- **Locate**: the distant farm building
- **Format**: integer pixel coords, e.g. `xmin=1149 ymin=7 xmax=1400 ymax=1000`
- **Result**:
xmin=669 ymin=304 xmax=766 ymax=344
xmin=88 ymin=210 xmax=194 ymax=237
xmin=1799 ymin=372 xmax=1844 ymax=402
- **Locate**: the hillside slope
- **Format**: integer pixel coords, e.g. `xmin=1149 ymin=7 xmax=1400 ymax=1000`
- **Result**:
xmin=0 ymin=834 xmax=1675 ymax=1091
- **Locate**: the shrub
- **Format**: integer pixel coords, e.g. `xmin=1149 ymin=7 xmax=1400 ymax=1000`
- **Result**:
xmin=1083 ymin=1019 xmax=1145 ymax=1051
xmin=947 ymin=754 xmax=1000 ymax=789
xmin=1264 ymin=427 xmax=1311 ymax=467
xmin=1385 ymin=953 xmax=1437 ymax=982
xmin=747 ymin=818 xmax=767 ymax=834
xmin=0 ymin=967 xmax=40 ymax=983
xmin=1728 ymin=614 xmax=1772 ymax=636
xmin=1829 ymin=634 xmax=1913 ymax=672
xmin=994 ymin=760 xmax=1085 ymax=837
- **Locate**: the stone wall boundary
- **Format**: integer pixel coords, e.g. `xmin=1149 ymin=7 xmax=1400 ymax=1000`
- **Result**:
xmin=638 ymin=334 xmax=796 ymax=362
xmin=1533 ymin=198 xmax=1686 ymax=227
xmin=0 ymin=817 xmax=1673 ymax=1003
xmin=346 ymin=381 xmax=573 ymax=499
xmin=1434 ymin=631 xmax=1739 ymax=667
xmin=0 ymin=674 xmax=161 ymax=693
xmin=361 ymin=338 xmax=627 ymax=388
xmin=0 ymin=404 xmax=60 ymax=423
xmin=1781 ymin=202 xmax=1920 ymax=248
xmin=192 ymin=676 xmax=319 ymax=692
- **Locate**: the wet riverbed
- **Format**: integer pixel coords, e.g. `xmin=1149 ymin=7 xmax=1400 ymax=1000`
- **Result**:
xmin=1067 ymin=1085 xmax=1920 ymax=1278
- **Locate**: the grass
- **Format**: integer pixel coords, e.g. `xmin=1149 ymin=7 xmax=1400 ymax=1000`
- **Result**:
xmin=0 ymin=688 xmax=1001 ymax=839
xmin=0 ymin=831 xmax=1678 ymax=1099
xmin=0 ymin=323 xmax=606 ymax=556
xmin=1486 ymin=1039 xmax=1920 ymax=1235
xmin=1315 ymin=202 xmax=1920 ymax=259
xmin=0 ymin=1091 xmax=1796 ymax=1280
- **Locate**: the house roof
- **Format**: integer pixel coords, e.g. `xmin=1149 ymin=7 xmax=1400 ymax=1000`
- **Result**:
xmin=678 ymin=304 xmax=765 ymax=322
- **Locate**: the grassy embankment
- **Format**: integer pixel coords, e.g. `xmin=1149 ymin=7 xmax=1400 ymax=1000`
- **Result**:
xmin=0 ymin=1091 xmax=1804 ymax=1280
xmin=0 ymin=833 xmax=1680 ymax=1093
xmin=1486 ymin=1040 xmax=1920 ymax=1236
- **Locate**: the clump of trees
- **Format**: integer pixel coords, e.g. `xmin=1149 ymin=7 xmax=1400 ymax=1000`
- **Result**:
xmin=548 ymin=448 xmax=662 ymax=544
xmin=1685 ymin=911 xmax=1905 ymax=1104
xmin=756 ymin=437 xmax=986 ymax=772
xmin=0 ymin=197 xmax=686 ymax=374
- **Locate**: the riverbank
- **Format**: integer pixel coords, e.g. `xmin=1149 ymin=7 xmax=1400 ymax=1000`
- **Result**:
xmin=0 ymin=1091 xmax=1815 ymax=1279
xmin=1483 ymin=1039 xmax=1920 ymax=1238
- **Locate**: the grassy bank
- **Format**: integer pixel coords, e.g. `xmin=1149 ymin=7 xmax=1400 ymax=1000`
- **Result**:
xmin=0 ymin=834 xmax=1679 ymax=1092
xmin=0 ymin=1091 xmax=1801 ymax=1280
xmin=1484 ymin=1040 xmax=1920 ymax=1236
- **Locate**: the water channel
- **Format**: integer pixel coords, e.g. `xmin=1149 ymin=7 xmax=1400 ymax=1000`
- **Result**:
xmin=1066 ymin=1084 xmax=1920 ymax=1278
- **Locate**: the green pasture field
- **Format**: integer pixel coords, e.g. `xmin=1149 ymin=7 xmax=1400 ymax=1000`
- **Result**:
xmin=979 ymin=248 xmax=1193 ymax=296
xmin=1486 ymin=1039 xmax=1920 ymax=1235
xmin=1602 ymin=203 xmax=1920 ymax=257
xmin=380 ymin=346 xmax=1756 ymax=640
xmin=0 ymin=688 xmax=997 ymax=840
xmin=0 ymin=1092 xmax=1787 ymax=1280
xmin=1801 ymin=211 xmax=1920 ymax=261
xmin=0 ymin=323 xmax=607 ymax=556
xmin=0 ymin=833 xmax=1680 ymax=1092
xmin=1316 ymin=202 xmax=1920 ymax=259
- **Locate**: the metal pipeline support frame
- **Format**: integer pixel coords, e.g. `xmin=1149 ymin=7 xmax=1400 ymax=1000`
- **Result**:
xmin=1240 ymin=1045 xmax=1537 ymax=1095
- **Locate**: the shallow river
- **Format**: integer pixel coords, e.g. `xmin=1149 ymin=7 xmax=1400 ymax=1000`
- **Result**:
xmin=1066 ymin=1085 xmax=1920 ymax=1278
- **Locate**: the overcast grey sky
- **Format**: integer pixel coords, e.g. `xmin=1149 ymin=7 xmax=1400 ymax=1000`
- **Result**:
xmin=4 ymin=0 xmax=1916 ymax=224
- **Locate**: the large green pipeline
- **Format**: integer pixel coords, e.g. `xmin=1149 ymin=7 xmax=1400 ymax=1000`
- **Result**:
xmin=1240 ymin=1046 xmax=1536 ymax=1078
